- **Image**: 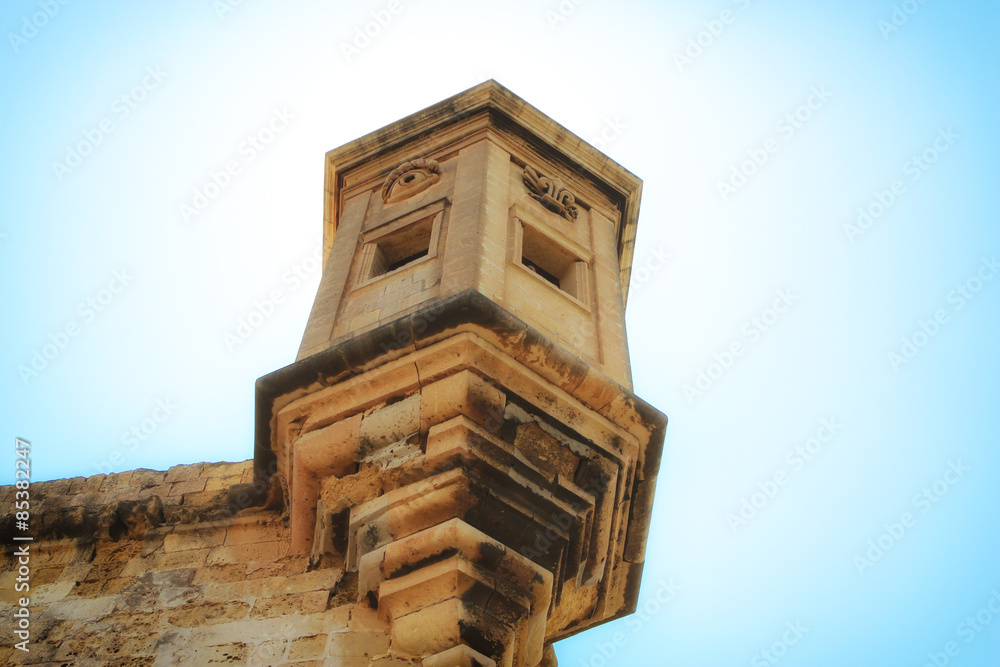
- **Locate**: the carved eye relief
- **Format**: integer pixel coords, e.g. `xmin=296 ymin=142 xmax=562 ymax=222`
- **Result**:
xmin=522 ymin=166 xmax=579 ymax=221
xmin=381 ymin=158 xmax=442 ymax=204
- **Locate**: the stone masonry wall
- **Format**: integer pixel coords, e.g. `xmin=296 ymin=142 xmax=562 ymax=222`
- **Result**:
xmin=0 ymin=461 xmax=400 ymax=666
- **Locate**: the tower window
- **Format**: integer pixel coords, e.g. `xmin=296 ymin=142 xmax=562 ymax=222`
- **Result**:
xmin=517 ymin=221 xmax=590 ymax=304
xmin=361 ymin=214 xmax=434 ymax=281
xmin=521 ymin=256 xmax=560 ymax=288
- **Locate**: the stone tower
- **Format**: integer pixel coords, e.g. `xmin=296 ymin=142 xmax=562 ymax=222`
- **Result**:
xmin=253 ymin=81 xmax=666 ymax=666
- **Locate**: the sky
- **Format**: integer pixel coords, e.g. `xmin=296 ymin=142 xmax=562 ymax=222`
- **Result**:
xmin=1 ymin=0 xmax=998 ymax=665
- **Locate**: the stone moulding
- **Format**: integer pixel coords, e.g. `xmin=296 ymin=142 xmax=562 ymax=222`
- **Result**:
xmin=253 ymin=290 xmax=666 ymax=664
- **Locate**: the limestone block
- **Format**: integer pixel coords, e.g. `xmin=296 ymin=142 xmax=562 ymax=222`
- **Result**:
xmin=165 ymin=600 xmax=251 ymax=627
xmin=78 ymin=473 xmax=107 ymax=493
xmin=162 ymin=525 xmax=226 ymax=553
xmin=291 ymin=360 xmax=420 ymax=436
xmin=348 ymin=470 xmax=476 ymax=571
xmin=423 ymin=644 xmax=497 ymax=667
xmin=252 ymin=638 xmax=289 ymax=665
xmin=174 ymin=642 xmax=250 ymax=664
xmin=44 ymin=593 xmax=117 ymax=623
xmin=192 ymin=563 xmax=247 ymax=585
xmin=102 ymin=575 xmax=138 ymax=595
xmin=201 ymin=460 xmax=253 ymax=479
xmin=159 ymin=583 xmax=204 ymax=608
xmin=419 ymin=369 xmax=506 ymax=435
xmin=224 ymin=516 xmax=287 ymax=546
xmin=206 ymin=541 xmax=288 ymax=567
xmin=250 ymin=590 xmax=329 ymax=619
xmin=96 ymin=609 xmax=163 ymax=636
xmin=31 ymin=565 xmax=63 ymax=586
xmin=58 ymin=562 xmax=94 ymax=583
xmin=385 ymin=520 xmax=548 ymax=662
xmin=391 ymin=599 xmax=516 ymax=667
xmin=100 ymin=470 xmax=136 ymax=493
xmin=33 ymin=539 xmax=96 ymax=567
xmin=181 ymin=489 xmax=229 ymax=508
xmin=64 ymin=491 xmax=106 ymax=507
xmin=360 ymin=393 xmax=421 ymax=452
xmin=64 ymin=475 xmax=88 ymax=494
xmin=349 ymin=306 xmax=383 ymax=334
xmin=54 ymin=632 xmax=160 ymax=662
xmin=569 ymin=365 xmax=620 ymax=412
xmin=323 ymin=659 xmax=370 ymax=667
xmin=183 ymin=608 xmax=340 ymax=648
xmin=33 ymin=580 xmax=75 ymax=604
xmin=144 ymin=548 xmax=215 ymax=575
xmin=327 ymin=630 xmax=390 ymax=657
xmin=167 ymin=479 xmax=208 ymax=496
xmin=205 ymin=474 xmax=244 ymax=492
xmin=164 ymin=463 xmax=204 ymax=484
xmin=289 ymin=633 xmax=329 ymax=660
xmin=0 ymin=574 xmax=20 ymax=605
xmin=511 ymin=421 xmax=579 ymax=483
xmin=244 ymin=554 xmax=309 ymax=579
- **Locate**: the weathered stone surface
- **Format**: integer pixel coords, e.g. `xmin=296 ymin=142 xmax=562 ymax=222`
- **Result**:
xmin=288 ymin=633 xmax=328 ymax=660
xmin=0 ymin=81 xmax=665 ymax=667
xmin=166 ymin=600 xmax=251 ymax=627
xmin=0 ymin=461 xmax=342 ymax=666
xmin=254 ymin=83 xmax=663 ymax=667
xmin=250 ymin=590 xmax=329 ymax=619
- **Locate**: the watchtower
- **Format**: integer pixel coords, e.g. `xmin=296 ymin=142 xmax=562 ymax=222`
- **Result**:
xmin=254 ymin=80 xmax=666 ymax=667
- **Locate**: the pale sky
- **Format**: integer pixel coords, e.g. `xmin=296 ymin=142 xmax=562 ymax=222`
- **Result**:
xmin=2 ymin=1 xmax=999 ymax=665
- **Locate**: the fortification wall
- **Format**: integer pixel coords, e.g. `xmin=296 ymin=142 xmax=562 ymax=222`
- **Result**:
xmin=0 ymin=461 xmax=397 ymax=666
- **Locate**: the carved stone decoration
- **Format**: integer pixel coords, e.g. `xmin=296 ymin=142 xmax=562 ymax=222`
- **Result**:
xmin=522 ymin=166 xmax=578 ymax=221
xmin=381 ymin=157 xmax=442 ymax=204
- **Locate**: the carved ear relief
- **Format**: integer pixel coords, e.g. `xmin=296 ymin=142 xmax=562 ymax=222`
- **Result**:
xmin=381 ymin=157 xmax=442 ymax=204
xmin=522 ymin=165 xmax=579 ymax=221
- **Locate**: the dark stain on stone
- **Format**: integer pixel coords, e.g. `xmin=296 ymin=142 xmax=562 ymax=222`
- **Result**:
xmin=387 ymin=547 xmax=459 ymax=580
xmin=458 ymin=618 xmax=503 ymax=662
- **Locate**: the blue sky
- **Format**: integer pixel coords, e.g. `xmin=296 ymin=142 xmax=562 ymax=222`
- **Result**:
xmin=2 ymin=1 xmax=998 ymax=665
